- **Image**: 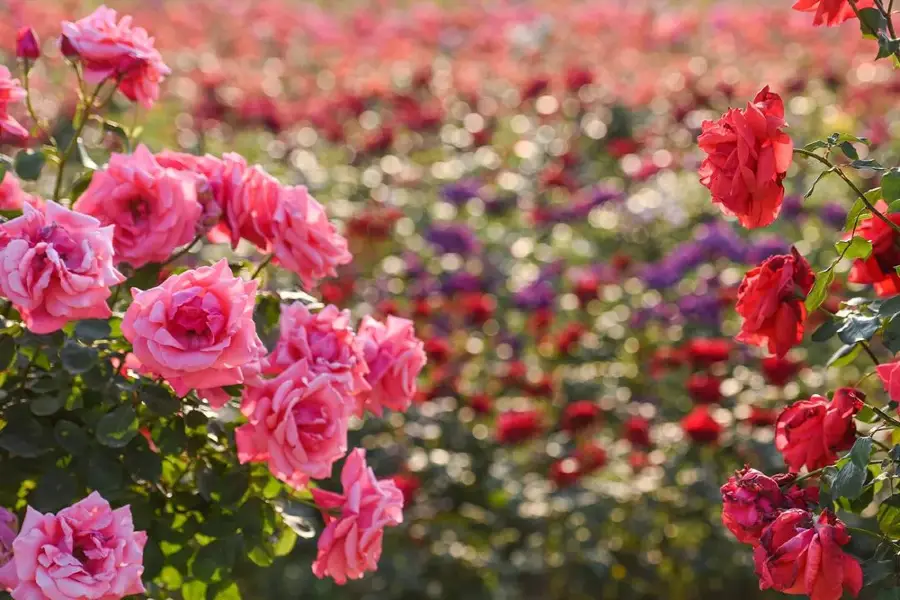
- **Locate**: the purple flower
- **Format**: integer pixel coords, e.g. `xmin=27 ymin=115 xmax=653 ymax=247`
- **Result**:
xmin=744 ymin=237 xmax=790 ymax=265
xmin=513 ymin=280 xmax=556 ymax=309
xmin=426 ymin=223 xmax=481 ymax=255
xmin=820 ymin=202 xmax=847 ymax=229
xmin=678 ymin=292 xmax=722 ymax=325
xmin=442 ymin=272 xmax=483 ymax=294
xmin=781 ymin=194 xmax=804 ymax=220
xmin=441 ymin=179 xmax=482 ymax=205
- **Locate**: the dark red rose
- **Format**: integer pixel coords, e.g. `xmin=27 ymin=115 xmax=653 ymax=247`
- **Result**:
xmin=685 ymin=338 xmax=732 ymax=366
xmin=761 ymin=355 xmax=803 ymax=387
xmin=687 ymin=373 xmax=723 ymax=404
xmin=496 ymin=410 xmax=543 ymax=444
xmin=681 ymin=406 xmax=722 ymax=444
xmin=623 ymin=416 xmax=651 ymax=447
xmin=775 ymin=388 xmax=863 ymax=472
xmin=846 ymin=200 xmax=900 ymax=297
xmin=561 ymin=401 xmax=601 ymax=433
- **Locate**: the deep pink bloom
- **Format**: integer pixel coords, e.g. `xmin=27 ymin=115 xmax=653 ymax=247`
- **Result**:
xmin=8 ymin=492 xmax=146 ymax=600
xmin=793 ymin=0 xmax=875 ymax=26
xmin=269 ymin=185 xmax=352 ymax=288
xmin=754 ymin=510 xmax=862 ymax=600
xmin=236 ymin=361 xmax=349 ymax=488
xmin=121 ymin=259 xmax=266 ymax=408
xmin=698 ymin=86 xmax=792 ymax=228
xmin=74 ymin=145 xmax=203 ymax=268
xmin=61 ymin=6 xmax=170 ymax=108
xmin=266 ymin=303 xmax=370 ymax=397
xmin=0 ymin=508 xmax=18 ymax=591
xmin=0 ymin=173 xmax=39 ymax=211
xmin=0 ymin=202 xmax=124 ymax=333
xmin=310 ymin=449 xmax=404 ymax=584
xmin=15 ymin=28 xmax=40 ymax=60
xmin=0 ymin=67 xmax=27 ymax=139
xmin=775 ymin=388 xmax=863 ymax=472
xmin=355 ymin=315 xmax=426 ymax=417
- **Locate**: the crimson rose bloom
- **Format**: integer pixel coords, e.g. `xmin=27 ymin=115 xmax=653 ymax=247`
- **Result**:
xmin=793 ymin=0 xmax=875 ymax=26
xmin=846 ymin=201 xmax=900 ymax=297
xmin=686 ymin=372 xmax=723 ymax=404
xmin=754 ymin=510 xmax=862 ymax=600
xmin=681 ymin=406 xmax=722 ymax=444
xmin=496 ymin=410 xmax=543 ymax=444
xmin=775 ymin=388 xmax=863 ymax=472
xmin=720 ymin=467 xmax=812 ymax=545
xmin=761 ymin=355 xmax=803 ymax=387
xmin=877 ymin=359 xmax=900 ymax=401
xmin=698 ymin=86 xmax=792 ymax=228
xmin=561 ymin=400 xmax=601 ymax=433
xmin=735 ymin=247 xmax=815 ymax=358
xmin=623 ymin=416 xmax=651 ymax=447
xmin=685 ymin=337 xmax=732 ymax=366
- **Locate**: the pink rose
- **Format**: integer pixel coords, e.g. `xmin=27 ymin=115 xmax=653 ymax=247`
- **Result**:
xmin=74 ymin=145 xmax=203 ymax=268
xmin=0 ymin=508 xmax=18 ymax=591
xmin=266 ymin=303 xmax=370 ymax=397
xmin=236 ymin=361 xmax=349 ymax=488
xmin=121 ymin=259 xmax=266 ymax=408
xmin=0 ymin=202 xmax=124 ymax=333
xmin=0 ymin=173 xmax=39 ymax=211
xmin=0 ymin=66 xmax=27 ymax=140
xmin=61 ymin=6 xmax=170 ymax=108
xmin=310 ymin=449 xmax=404 ymax=584
xmin=269 ymin=186 xmax=352 ymax=288
xmin=355 ymin=315 xmax=426 ymax=417
xmin=8 ymin=492 xmax=147 ymax=600
xmin=877 ymin=359 xmax=900 ymax=402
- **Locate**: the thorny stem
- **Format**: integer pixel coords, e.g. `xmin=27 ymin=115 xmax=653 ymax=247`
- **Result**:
xmin=794 ymin=148 xmax=900 ymax=238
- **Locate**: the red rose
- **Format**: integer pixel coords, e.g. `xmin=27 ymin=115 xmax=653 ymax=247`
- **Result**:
xmin=424 ymin=336 xmax=451 ymax=364
xmin=468 ymin=393 xmax=492 ymax=415
xmin=685 ymin=338 xmax=732 ymax=366
xmin=573 ymin=442 xmax=607 ymax=474
xmin=623 ymin=416 xmax=651 ymax=447
xmin=761 ymin=356 xmax=803 ymax=387
xmin=390 ymin=474 xmax=420 ymax=507
xmin=846 ymin=201 xmax=900 ymax=297
xmin=735 ymin=247 xmax=815 ymax=358
xmin=524 ymin=375 xmax=554 ymax=397
xmin=681 ymin=406 xmax=722 ymax=444
xmin=687 ymin=373 xmax=723 ymax=404
xmin=775 ymin=388 xmax=863 ymax=472
xmin=561 ymin=401 xmax=601 ymax=433
xmin=793 ymin=0 xmax=875 ymax=26
xmin=557 ymin=323 xmax=587 ymax=355
xmin=721 ymin=467 xmax=789 ymax=545
xmin=549 ymin=458 xmax=582 ymax=488
xmin=460 ymin=292 xmax=495 ymax=324
xmin=496 ymin=410 xmax=543 ymax=444
xmin=698 ymin=86 xmax=793 ymax=228
xmin=754 ymin=510 xmax=862 ymax=600
xmin=746 ymin=406 xmax=779 ymax=428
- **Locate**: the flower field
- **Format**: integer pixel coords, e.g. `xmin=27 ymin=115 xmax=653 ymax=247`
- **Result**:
xmin=0 ymin=1 xmax=899 ymax=599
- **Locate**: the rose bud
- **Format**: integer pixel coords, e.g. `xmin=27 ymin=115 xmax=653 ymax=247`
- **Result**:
xmin=16 ymin=28 xmax=40 ymax=60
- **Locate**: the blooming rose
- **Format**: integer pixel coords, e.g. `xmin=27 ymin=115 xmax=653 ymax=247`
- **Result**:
xmin=681 ymin=406 xmax=722 ymax=444
xmin=721 ymin=467 xmax=801 ymax=545
xmin=877 ymin=359 xmax=900 ymax=401
xmin=266 ymin=303 xmax=369 ymax=397
xmin=310 ymin=449 xmax=404 ymax=585
xmin=0 ymin=508 xmax=18 ymax=591
xmin=74 ymin=145 xmax=202 ymax=268
xmin=623 ymin=416 xmax=651 ymax=447
xmin=7 ymin=492 xmax=147 ymax=600
xmin=698 ymin=86 xmax=792 ymax=228
xmin=686 ymin=372 xmax=723 ymax=404
xmin=0 ymin=202 xmax=124 ymax=333
xmin=761 ymin=355 xmax=803 ymax=387
xmin=355 ymin=315 xmax=426 ymax=417
xmin=735 ymin=247 xmax=815 ymax=358
xmin=496 ymin=410 xmax=543 ymax=444
xmin=793 ymin=0 xmax=875 ymax=26
xmin=61 ymin=6 xmax=170 ymax=108
xmin=122 ymin=259 xmax=266 ymax=408
xmin=561 ymin=400 xmax=602 ymax=433
xmin=775 ymin=388 xmax=863 ymax=472
xmin=846 ymin=201 xmax=900 ymax=297
xmin=0 ymin=67 xmax=27 ymax=139
xmin=269 ymin=186 xmax=353 ymax=288
xmin=0 ymin=173 xmax=38 ymax=211
xmin=236 ymin=360 xmax=349 ymax=488
xmin=754 ymin=510 xmax=862 ymax=600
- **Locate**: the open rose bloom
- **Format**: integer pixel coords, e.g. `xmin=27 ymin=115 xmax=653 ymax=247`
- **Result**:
xmin=698 ymin=86 xmax=792 ymax=229
xmin=792 ymin=0 xmax=875 ymax=26
xmin=6 ymin=493 xmax=146 ymax=600
xmin=310 ymin=449 xmax=404 ymax=584
xmin=0 ymin=202 xmax=124 ymax=333
xmin=355 ymin=315 xmax=426 ymax=416
xmin=122 ymin=259 xmax=266 ymax=407
xmin=775 ymin=388 xmax=863 ymax=472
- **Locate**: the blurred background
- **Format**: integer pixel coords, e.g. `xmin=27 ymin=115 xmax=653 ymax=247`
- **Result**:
xmin=3 ymin=0 xmax=898 ymax=598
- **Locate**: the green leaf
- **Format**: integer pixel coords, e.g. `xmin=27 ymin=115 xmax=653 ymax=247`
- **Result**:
xmin=803 ymin=140 xmax=829 ymax=152
xmin=883 ymin=316 xmax=900 ymax=353
xmin=182 ymin=581 xmax=207 ymax=600
xmin=857 ymin=406 xmax=879 ymax=424
xmin=879 ymin=503 xmax=900 ymax=537
xmin=30 ymin=392 xmax=66 ymax=416
xmin=859 ymin=7 xmax=888 ymax=38
xmin=864 ymin=560 xmax=896 ymax=587
xmin=247 ymin=545 xmax=274 ymax=567
xmin=14 ymin=149 xmax=45 ymax=181
xmin=837 ymin=314 xmax=880 ymax=345
xmin=210 ymin=582 xmax=241 ymax=600
xmin=70 ymin=170 xmax=94 ymax=202
xmin=0 ymin=409 xmax=51 ymax=457
xmin=0 ymin=335 xmax=15 ymax=371
xmin=883 ymin=169 xmax=900 ymax=203
xmin=835 ymin=236 xmax=873 ymax=260
xmin=839 ymin=141 xmax=860 ymax=160
xmin=273 ymin=526 xmax=298 ymax=556
xmin=95 ymin=404 xmax=139 ymax=448
xmin=805 ymin=270 xmax=835 ymax=313
xmin=845 ymin=197 xmax=871 ymax=229
xmin=74 ymin=319 xmax=110 ymax=341
xmin=827 ymin=343 xmax=861 ymax=367
xmin=850 ymin=159 xmax=885 ymax=171
xmin=831 ymin=460 xmax=866 ymax=499
xmin=30 ymin=468 xmax=78 ymax=513
xmin=54 ymin=420 xmax=89 ymax=456
xmin=142 ymin=386 xmax=180 ymax=416
xmin=812 ymin=318 xmax=841 ymax=342
xmin=124 ymin=441 xmax=162 ymax=482
xmin=60 ymin=342 xmax=98 ymax=374
xmin=850 ymin=437 xmax=874 ymax=469
xmin=879 ymin=296 xmax=900 ymax=318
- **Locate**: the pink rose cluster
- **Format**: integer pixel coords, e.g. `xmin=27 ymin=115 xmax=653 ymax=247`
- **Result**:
xmin=0 ymin=493 xmax=146 ymax=600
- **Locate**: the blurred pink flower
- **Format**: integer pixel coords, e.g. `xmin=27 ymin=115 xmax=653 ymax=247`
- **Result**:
xmin=0 ymin=67 xmax=27 ymax=139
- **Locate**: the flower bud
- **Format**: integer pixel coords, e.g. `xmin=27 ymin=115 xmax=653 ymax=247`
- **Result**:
xmin=59 ymin=34 xmax=78 ymax=59
xmin=15 ymin=27 xmax=40 ymax=60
